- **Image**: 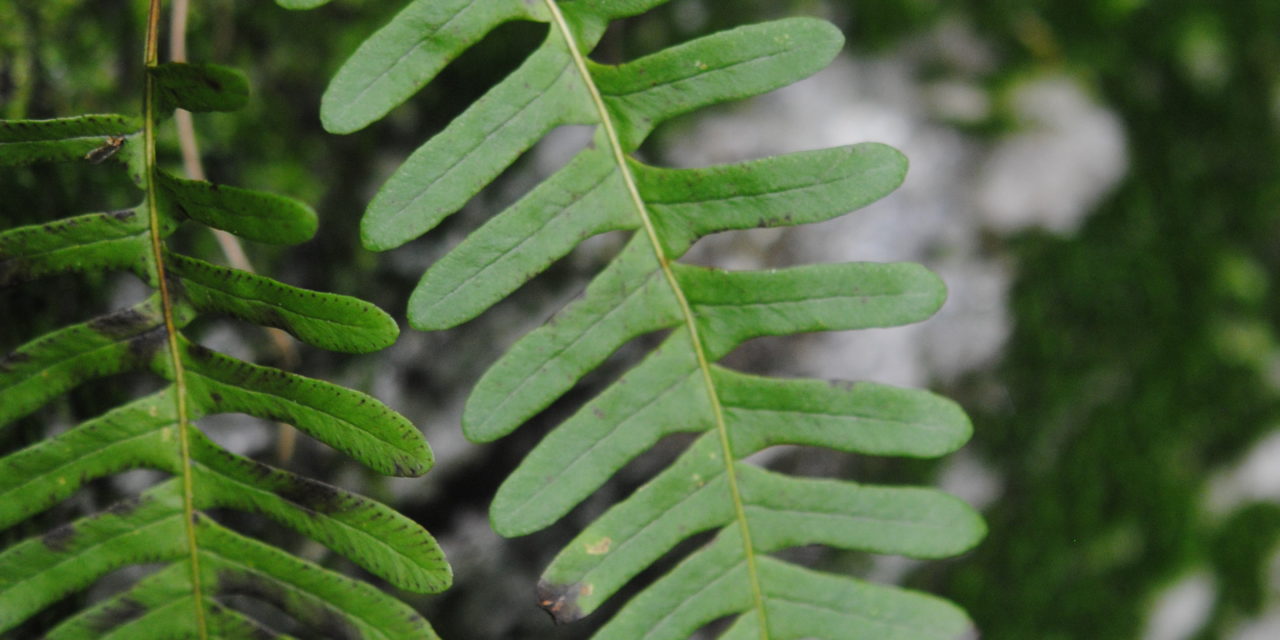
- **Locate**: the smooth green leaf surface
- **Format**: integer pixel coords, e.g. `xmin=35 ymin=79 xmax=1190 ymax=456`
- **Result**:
xmin=275 ymin=0 xmax=331 ymax=9
xmin=156 ymin=170 xmax=317 ymax=244
xmin=594 ymin=19 xmax=844 ymax=149
xmin=717 ymin=372 xmax=974 ymax=458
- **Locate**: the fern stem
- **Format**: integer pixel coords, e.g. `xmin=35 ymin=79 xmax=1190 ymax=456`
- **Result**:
xmin=541 ymin=2 xmax=770 ymax=636
xmin=144 ymin=0 xmax=208 ymax=635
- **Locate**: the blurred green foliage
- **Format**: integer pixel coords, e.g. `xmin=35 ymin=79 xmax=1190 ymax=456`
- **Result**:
xmin=927 ymin=2 xmax=1280 ymax=639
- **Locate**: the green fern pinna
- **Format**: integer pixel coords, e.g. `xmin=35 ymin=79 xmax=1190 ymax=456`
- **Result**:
xmin=312 ymin=0 xmax=989 ymax=638
xmin=0 ymin=1 xmax=449 ymax=637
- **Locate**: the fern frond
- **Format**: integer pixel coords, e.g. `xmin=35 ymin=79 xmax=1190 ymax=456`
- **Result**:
xmin=318 ymin=0 xmax=983 ymax=637
xmin=0 ymin=6 xmax=448 ymax=638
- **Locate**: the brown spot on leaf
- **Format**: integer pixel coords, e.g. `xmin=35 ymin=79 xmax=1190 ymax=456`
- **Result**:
xmin=88 ymin=307 xmax=156 ymax=339
xmin=276 ymin=476 xmax=346 ymax=515
xmin=536 ymin=579 xmax=585 ymax=624
xmin=185 ymin=342 xmax=215 ymax=361
xmin=127 ymin=326 xmax=168 ymax=362
xmin=584 ymin=537 xmax=612 ymax=555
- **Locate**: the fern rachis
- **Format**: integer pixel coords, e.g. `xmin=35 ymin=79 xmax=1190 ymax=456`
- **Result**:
xmin=545 ymin=0 xmax=774 ymax=628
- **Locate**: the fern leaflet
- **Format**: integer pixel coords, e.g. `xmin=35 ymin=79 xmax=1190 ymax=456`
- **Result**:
xmin=312 ymin=0 xmax=986 ymax=637
xmin=0 ymin=3 xmax=449 ymax=637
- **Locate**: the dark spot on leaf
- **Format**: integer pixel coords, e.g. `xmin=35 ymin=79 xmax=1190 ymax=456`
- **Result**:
xmin=393 ymin=459 xmax=423 ymax=477
xmin=186 ymin=342 xmax=214 ymax=361
xmin=0 ymin=350 xmax=31 ymax=372
xmin=536 ymin=579 xmax=584 ymax=624
xmin=107 ymin=209 xmax=135 ymax=221
xmin=216 ymin=569 xmax=360 ymax=639
xmin=83 ymin=597 xmax=147 ymax=633
xmin=211 ymin=392 xmax=223 ymax=403
xmin=163 ymin=271 xmax=188 ymax=300
xmin=42 ymin=523 xmax=77 ymax=552
xmin=89 ymin=308 xmax=156 ymax=339
xmin=127 ymin=326 xmax=169 ymax=362
xmin=275 ymin=476 xmax=346 ymax=514
xmin=243 ymin=457 xmax=274 ymax=480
